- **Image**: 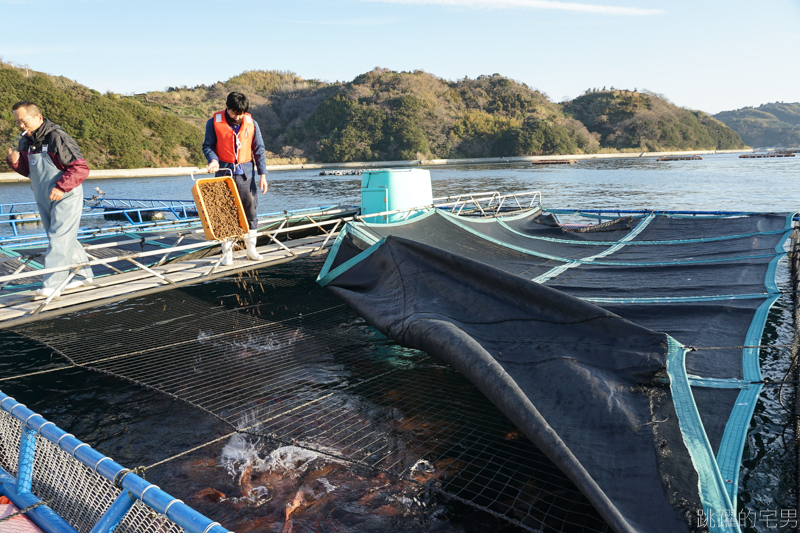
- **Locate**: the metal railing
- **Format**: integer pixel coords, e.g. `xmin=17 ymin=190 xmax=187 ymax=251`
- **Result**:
xmin=0 ymin=198 xmax=197 ymax=239
xmin=0 ymin=390 xmax=230 ymax=533
xmin=0 ymin=191 xmax=542 ymax=316
xmin=0 ymin=187 xmax=542 ymax=244
xmin=83 ymin=197 xmax=198 ymax=223
xmin=432 ymin=190 xmax=542 ymax=216
xmin=0 ymin=206 xmax=358 ymax=315
xmin=547 ymin=208 xmax=795 ymax=227
xmin=0 ymin=202 xmax=356 ymax=248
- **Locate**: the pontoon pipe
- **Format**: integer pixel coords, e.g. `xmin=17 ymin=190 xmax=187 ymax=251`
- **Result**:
xmin=0 ymin=391 xmax=230 ymax=533
xmin=0 ymin=467 xmax=80 ymax=533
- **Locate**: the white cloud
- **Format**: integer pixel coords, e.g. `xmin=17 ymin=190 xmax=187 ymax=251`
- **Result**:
xmin=362 ymin=0 xmax=664 ymax=16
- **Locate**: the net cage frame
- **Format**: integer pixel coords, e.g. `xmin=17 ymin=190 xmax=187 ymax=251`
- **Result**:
xmin=0 ymin=203 xmax=796 ymax=533
xmin=0 ymin=392 xmax=230 ymax=533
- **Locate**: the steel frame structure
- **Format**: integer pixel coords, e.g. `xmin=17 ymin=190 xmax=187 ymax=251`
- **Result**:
xmin=0 ymin=191 xmax=543 ymax=320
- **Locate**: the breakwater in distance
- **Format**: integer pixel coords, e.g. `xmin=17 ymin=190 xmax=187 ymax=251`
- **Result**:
xmin=0 ymin=149 xmax=750 ymax=182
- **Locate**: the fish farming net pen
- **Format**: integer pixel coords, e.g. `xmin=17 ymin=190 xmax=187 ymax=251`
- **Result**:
xmin=0 ymin=392 xmax=229 ymax=533
xmin=2 ymin=208 xmax=797 ymax=533
xmin=4 ymin=257 xmax=610 ymax=533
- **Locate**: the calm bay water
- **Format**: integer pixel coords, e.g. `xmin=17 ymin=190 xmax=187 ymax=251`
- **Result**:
xmin=1 ymin=152 xmax=798 ymax=215
xmin=0 ymin=153 xmax=798 ymax=532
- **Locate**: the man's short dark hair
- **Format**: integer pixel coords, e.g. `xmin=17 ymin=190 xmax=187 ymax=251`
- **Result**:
xmin=226 ymin=92 xmax=249 ymax=113
xmin=12 ymin=101 xmax=41 ymax=116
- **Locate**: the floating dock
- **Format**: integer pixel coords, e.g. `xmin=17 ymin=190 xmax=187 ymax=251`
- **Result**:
xmin=740 ymin=153 xmax=796 ymax=158
xmin=531 ymin=159 xmax=577 ymax=165
xmin=0 ymin=233 xmax=333 ymax=328
xmin=657 ymin=155 xmax=702 ymax=161
xmin=0 ymin=206 xmax=358 ymax=328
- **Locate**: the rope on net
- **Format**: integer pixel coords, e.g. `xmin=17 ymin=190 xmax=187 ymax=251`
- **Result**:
xmin=0 ymin=501 xmax=49 ymax=523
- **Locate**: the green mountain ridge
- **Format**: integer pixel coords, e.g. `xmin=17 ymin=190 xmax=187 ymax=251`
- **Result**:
xmin=1 ymin=62 xmax=746 ymax=172
xmin=714 ymin=102 xmax=800 ymax=148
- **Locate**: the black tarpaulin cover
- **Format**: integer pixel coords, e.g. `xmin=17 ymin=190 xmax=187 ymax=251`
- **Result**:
xmin=317 ymin=208 xmax=795 ymax=533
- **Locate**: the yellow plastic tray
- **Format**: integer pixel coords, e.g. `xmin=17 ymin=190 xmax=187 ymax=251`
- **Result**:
xmin=191 ymin=177 xmax=248 ymax=241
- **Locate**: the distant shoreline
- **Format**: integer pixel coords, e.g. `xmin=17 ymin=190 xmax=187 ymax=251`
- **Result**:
xmin=0 ymin=149 xmax=751 ymax=182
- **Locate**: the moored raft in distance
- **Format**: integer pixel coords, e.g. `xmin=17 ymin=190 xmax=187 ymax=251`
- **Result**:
xmin=318 ymin=169 xmax=364 ymax=176
xmin=657 ymin=155 xmax=703 ymax=161
xmin=740 ymin=152 xmax=796 ymax=158
xmin=531 ymin=159 xmax=577 ymax=165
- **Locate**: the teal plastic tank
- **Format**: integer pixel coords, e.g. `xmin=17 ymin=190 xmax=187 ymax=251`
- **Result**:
xmin=360 ymin=169 xmax=433 ymax=223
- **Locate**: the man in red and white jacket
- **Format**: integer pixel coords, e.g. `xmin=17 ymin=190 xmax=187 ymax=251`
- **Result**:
xmin=6 ymin=101 xmax=94 ymax=298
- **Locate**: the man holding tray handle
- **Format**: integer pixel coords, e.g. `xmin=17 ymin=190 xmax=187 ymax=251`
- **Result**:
xmin=203 ymin=92 xmax=268 ymax=265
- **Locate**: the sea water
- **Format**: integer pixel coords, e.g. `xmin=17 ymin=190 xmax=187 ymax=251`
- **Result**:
xmin=0 ymin=152 xmax=798 ymax=216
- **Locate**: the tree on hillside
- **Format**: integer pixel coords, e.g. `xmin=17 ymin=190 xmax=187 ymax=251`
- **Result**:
xmin=494 ymin=116 xmax=577 ymax=156
xmin=383 ymin=95 xmax=430 ymax=160
xmin=316 ymin=96 xmax=386 ymax=162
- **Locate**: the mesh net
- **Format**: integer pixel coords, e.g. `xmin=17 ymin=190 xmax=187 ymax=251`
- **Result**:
xmin=31 ymin=435 xmax=122 ymax=533
xmin=0 ymin=408 xmax=187 ymax=532
xmin=116 ymin=500 xmax=186 ymax=533
xmin=10 ymin=257 xmax=610 ymax=533
xmin=0 ymin=411 xmax=21 ymax=476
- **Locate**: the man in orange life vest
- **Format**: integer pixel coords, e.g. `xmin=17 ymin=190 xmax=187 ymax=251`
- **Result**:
xmin=202 ymin=92 xmax=268 ymax=265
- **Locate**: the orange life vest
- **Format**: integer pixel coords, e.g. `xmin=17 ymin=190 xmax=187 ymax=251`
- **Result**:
xmin=212 ymin=111 xmax=255 ymax=164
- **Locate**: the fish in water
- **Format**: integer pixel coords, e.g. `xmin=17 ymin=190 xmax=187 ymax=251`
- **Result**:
xmin=209 ymin=431 xmax=468 ymax=533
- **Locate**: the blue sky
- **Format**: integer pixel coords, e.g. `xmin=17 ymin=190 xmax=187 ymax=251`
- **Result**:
xmin=1 ymin=0 xmax=798 ymax=114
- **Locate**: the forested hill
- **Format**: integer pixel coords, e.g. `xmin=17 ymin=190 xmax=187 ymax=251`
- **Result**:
xmin=563 ymin=89 xmax=743 ymax=152
xmin=145 ymin=70 xmax=745 ymax=163
xmin=0 ymin=61 xmax=206 ymax=171
xmin=713 ymin=102 xmax=800 ymax=148
xmin=1 ymin=62 xmax=746 ymax=172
